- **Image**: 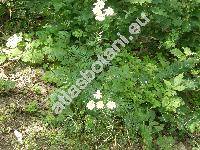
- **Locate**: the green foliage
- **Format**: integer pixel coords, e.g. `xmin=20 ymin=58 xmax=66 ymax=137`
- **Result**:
xmin=25 ymin=101 xmax=38 ymax=113
xmin=0 ymin=54 xmax=7 ymax=64
xmin=157 ymin=136 xmax=175 ymax=150
xmin=0 ymin=79 xmax=15 ymax=91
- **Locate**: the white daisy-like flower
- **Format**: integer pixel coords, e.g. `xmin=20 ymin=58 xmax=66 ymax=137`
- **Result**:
xmin=6 ymin=34 xmax=22 ymax=49
xmin=86 ymin=100 xmax=96 ymax=110
xmin=106 ymin=101 xmax=116 ymax=110
xmin=104 ymin=7 xmax=114 ymax=16
xmin=14 ymin=129 xmax=23 ymax=144
xmin=93 ymin=90 xmax=102 ymax=99
xmin=96 ymin=101 xmax=104 ymax=109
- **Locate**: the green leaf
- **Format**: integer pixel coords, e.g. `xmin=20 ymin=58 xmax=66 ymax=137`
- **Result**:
xmin=174 ymin=85 xmax=186 ymax=91
xmin=0 ymin=55 xmax=6 ymax=64
xmin=170 ymin=48 xmax=186 ymax=60
xmin=174 ymin=73 xmax=183 ymax=86
xmin=183 ymin=47 xmax=193 ymax=56
xmin=164 ymin=80 xmax=172 ymax=88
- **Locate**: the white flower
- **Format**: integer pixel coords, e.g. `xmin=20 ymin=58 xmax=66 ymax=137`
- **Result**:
xmin=104 ymin=7 xmax=114 ymax=16
xmin=96 ymin=101 xmax=104 ymax=109
xmin=6 ymin=34 xmax=22 ymax=49
xmin=14 ymin=129 xmax=23 ymax=144
xmin=106 ymin=101 xmax=116 ymax=110
xmin=93 ymin=90 xmax=102 ymax=99
xmin=92 ymin=7 xmax=106 ymax=21
xmin=92 ymin=0 xmax=106 ymax=21
xmin=92 ymin=7 xmax=103 ymax=15
xmin=93 ymin=0 xmax=105 ymax=9
xmin=95 ymin=14 xmax=106 ymax=21
xmin=86 ymin=100 xmax=95 ymax=110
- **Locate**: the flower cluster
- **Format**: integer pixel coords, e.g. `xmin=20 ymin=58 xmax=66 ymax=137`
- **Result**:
xmin=6 ymin=33 xmax=22 ymax=49
xmin=92 ymin=0 xmax=115 ymax=21
xmin=86 ymin=90 xmax=116 ymax=110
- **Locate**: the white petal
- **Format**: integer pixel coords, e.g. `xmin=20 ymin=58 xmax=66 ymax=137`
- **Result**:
xmin=93 ymin=0 xmax=105 ymax=9
xmin=92 ymin=7 xmax=102 ymax=15
xmin=6 ymin=34 xmax=22 ymax=48
xmin=104 ymin=7 xmax=114 ymax=16
xmin=95 ymin=15 xmax=105 ymax=21
xmin=14 ymin=130 xmax=23 ymax=144
xmin=93 ymin=90 xmax=103 ymax=99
